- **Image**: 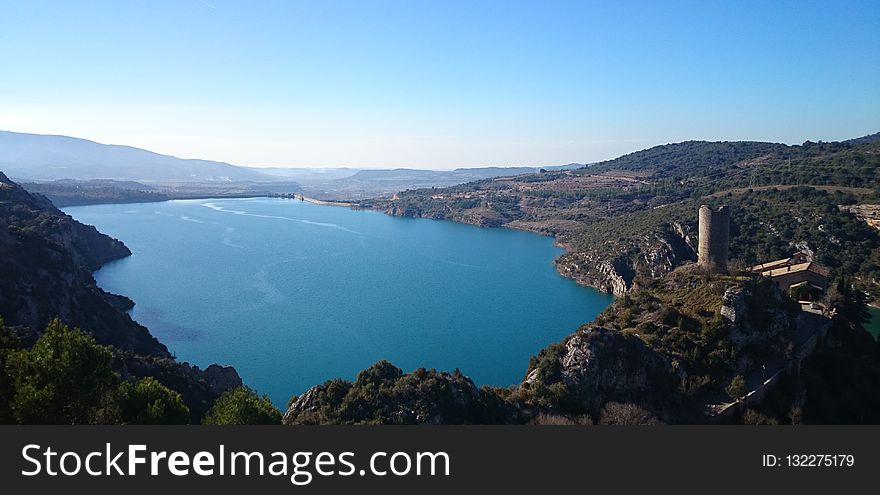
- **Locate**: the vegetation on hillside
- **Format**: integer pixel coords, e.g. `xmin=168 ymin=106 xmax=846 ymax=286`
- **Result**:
xmin=738 ymin=279 xmax=880 ymax=424
xmin=202 ymin=387 xmax=281 ymax=425
xmin=282 ymin=361 xmax=508 ymax=425
xmin=0 ymin=319 xmax=195 ymax=424
xmin=565 ymin=187 xmax=880 ymax=300
xmin=22 ymin=181 xmax=170 ymax=207
xmin=588 ymin=140 xmax=787 ymax=180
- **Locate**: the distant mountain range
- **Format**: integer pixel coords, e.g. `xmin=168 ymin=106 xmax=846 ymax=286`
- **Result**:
xmin=0 ymin=130 xmax=586 ymax=200
xmin=296 ymin=164 xmax=585 ymax=200
xmin=0 ymin=130 xmax=278 ymax=183
xmin=8 ymin=129 xmax=875 ymax=202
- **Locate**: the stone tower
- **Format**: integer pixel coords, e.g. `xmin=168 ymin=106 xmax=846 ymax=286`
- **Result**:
xmin=698 ymin=204 xmax=730 ymax=272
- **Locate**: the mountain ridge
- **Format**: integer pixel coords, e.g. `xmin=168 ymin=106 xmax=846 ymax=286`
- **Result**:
xmin=0 ymin=130 xmax=279 ymax=183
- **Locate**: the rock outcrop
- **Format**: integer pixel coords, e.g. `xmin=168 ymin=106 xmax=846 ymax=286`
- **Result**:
xmin=523 ymin=326 xmax=682 ymax=418
xmin=203 ymin=364 xmax=244 ymax=393
xmin=283 ymin=360 xmax=492 ymax=425
xmin=385 ymin=201 xmax=510 ymax=228
xmin=555 ymin=223 xmax=697 ymax=296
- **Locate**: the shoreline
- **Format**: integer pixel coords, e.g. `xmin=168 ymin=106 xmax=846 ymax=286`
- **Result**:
xmin=364 ymin=202 xmax=615 ymax=297
xmin=54 ymin=193 xmax=266 ymax=208
xmin=57 ymin=193 xmax=354 ymax=209
xmin=301 ymin=196 xmax=354 ymax=207
xmin=64 ymin=194 xmax=878 ymax=312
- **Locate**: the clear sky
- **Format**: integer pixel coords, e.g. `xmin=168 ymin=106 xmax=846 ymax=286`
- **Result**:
xmin=0 ymin=0 xmax=878 ymax=169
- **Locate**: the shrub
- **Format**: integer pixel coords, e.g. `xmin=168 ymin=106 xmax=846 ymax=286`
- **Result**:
xmin=530 ymin=413 xmax=593 ymax=425
xmin=598 ymin=402 xmax=660 ymax=425
xmin=725 ymin=375 xmax=748 ymax=401
xmin=202 ymin=386 xmax=281 ymax=425
xmin=117 ymin=377 xmax=190 ymax=425
xmin=5 ymin=319 xmax=116 ymax=424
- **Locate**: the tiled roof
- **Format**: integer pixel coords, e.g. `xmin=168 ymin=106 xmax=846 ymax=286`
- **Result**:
xmin=760 ymin=262 xmax=829 ymax=279
xmin=749 ymin=257 xmax=795 ymax=272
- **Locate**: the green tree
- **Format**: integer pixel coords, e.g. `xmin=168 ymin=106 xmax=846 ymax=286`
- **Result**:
xmin=117 ymin=377 xmax=190 ymax=425
xmin=725 ymin=375 xmax=748 ymax=401
xmin=0 ymin=319 xmax=19 ymax=423
xmin=741 ymin=409 xmax=779 ymax=425
xmin=202 ymin=386 xmax=281 ymax=425
xmin=5 ymin=319 xmax=117 ymax=424
xmin=827 ymin=277 xmax=870 ymax=332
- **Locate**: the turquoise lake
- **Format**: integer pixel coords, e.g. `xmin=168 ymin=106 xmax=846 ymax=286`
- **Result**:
xmin=65 ymin=198 xmax=613 ymax=407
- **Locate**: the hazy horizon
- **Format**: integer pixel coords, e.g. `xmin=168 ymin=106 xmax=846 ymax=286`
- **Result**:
xmin=1 ymin=1 xmax=878 ymax=169
xmin=2 ymin=127 xmax=878 ymax=173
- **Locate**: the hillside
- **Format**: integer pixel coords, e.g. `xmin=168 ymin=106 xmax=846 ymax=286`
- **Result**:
xmin=0 ymin=171 xmax=163 ymax=353
xmin=294 ymin=164 xmax=584 ymax=201
xmin=1 ymin=130 xmax=587 ymax=204
xmin=0 ymin=130 xmax=280 ymax=183
xmin=0 ymin=172 xmax=241 ymax=422
xmin=588 ymin=140 xmax=788 ymax=179
xmin=362 ymin=138 xmax=880 ymax=302
xmin=20 ymin=180 xmax=172 ymax=207
xmin=17 ymin=178 xmax=304 ymax=207
xmin=558 ymin=187 xmax=880 ymax=300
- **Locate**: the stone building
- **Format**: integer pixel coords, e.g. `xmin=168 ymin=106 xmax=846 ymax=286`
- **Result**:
xmin=750 ymin=252 xmax=829 ymax=301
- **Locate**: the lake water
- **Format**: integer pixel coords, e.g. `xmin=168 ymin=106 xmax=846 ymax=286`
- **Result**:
xmin=65 ymin=198 xmax=612 ymax=407
xmin=868 ymin=307 xmax=880 ymax=340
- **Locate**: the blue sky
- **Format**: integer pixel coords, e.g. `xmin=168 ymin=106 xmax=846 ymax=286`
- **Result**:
xmin=0 ymin=0 xmax=877 ymax=169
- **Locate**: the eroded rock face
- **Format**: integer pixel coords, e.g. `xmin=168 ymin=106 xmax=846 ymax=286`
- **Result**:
xmin=202 ymin=364 xmax=244 ymax=394
xmin=0 ymin=171 xmax=166 ymax=356
xmin=722 ymin=282 xmax=794 ymax=362
xmin=720 ymin=287 xmax=746 ymax=326
xmin=283 ymin=384 xmax=323 ymax=423
xmin=524 ymin=327 xmax=681 ymax=418
xmin=556 ymin=252 xmax=632 ymax=295
xmin=385 ymin=201 xmax=508 ymax=228
xmin=841 ymin=203 xmax=880 ymax=230
xmin=555 ymin=225 xmax=696 ymax=296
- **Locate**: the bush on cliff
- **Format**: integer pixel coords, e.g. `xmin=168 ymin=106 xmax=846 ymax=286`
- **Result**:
xmin=5 ymin=319 xmax=117 ymax=424
xmin=283 ymin=360 xmax=510 ymax=425
xmin=598 ymin=402 xmax=661 ymax=425
xmin=0 ymin=319 xmax=20 ymax=423
xmin=1 ymin=319 xmax=206 ymax=425
xmin=117 ymin=377 xmax=190 ymax=425
xmin=202 ymin=386 xmax=281 ymax=425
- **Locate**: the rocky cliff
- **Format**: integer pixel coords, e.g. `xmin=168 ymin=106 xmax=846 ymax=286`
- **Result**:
xmin=283 ymin=360 xmax=495 ymax=425
xmin=384 ymin=201 xmax=511 ymax=228
xmin=521 ymin=326 xmax=682 ymax=419
xmin=0 ymin=171 xmax=241 ymax=422
xmin=555 ymin=222 xmax=696 ymax=296
xmin=0 ymin=171 xmax=166 ymax=355
xmin=378 ymin=186 xmax=700 ymax=297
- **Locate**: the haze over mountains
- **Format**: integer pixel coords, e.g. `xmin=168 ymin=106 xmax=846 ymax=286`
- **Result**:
xmin=6 ymin=129 xmax=876 ymax=203
xmin=0 ymin=130 xmax=584 ymax=200
xmin=0 ymin=130 xmax=276 ymax=183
